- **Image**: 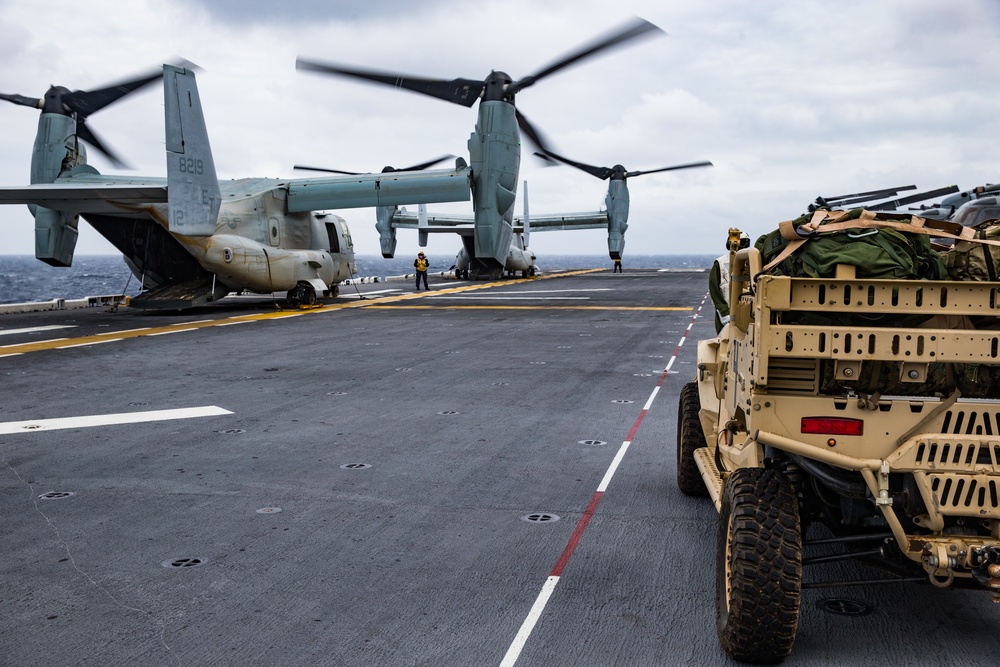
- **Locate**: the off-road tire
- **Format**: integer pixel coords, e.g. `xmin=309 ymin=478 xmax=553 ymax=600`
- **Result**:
xmin=677 ymin=381 xmax=709 ymax=497
xmin=716 ymin=467 xmax=802 ymax=664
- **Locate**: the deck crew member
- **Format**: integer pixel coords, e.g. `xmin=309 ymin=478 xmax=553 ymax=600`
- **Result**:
xmin=710 ymin=231 xmax=750 ymax=333
xmin=414 ymin=252 xmax=430 ymax=290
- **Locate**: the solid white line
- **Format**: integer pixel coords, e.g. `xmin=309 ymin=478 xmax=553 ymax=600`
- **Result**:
xmin=146 ymin=328 xmax=199 ymax=336
xmin=55 ymin=339 xmax=121 ymax=350
xmin=643 ymin=386 xmax=660 ymax=411
xmin=104 ymin=327 xmax=151 ymax=334
xmin=0 ymin=325 xmax=75 ymax=336
xmin=0 ymin=406 xmax=233 ymax=434
xmin=500 ymin=297 xmax=703 ymax=666
xmin=499 ymin=576 xmax=560 ymax=667
xmin=597 ymin=440 xmax=633 ymax=493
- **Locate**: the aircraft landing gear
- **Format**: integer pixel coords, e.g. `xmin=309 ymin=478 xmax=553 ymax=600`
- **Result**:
xmin=286 ymin=283 xmax=317 ymax=308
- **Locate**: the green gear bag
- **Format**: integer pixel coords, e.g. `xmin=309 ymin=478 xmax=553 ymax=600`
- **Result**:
xmin=755 ymin=208 xmax=947 ymax=281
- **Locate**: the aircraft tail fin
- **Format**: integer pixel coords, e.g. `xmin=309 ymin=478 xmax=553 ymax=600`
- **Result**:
xmin=163 ymin=64 xmax=220 ymax=236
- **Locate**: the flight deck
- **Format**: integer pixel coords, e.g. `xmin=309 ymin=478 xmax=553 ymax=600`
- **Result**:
xmin=2 ymin=270 xmax=998 ymax=666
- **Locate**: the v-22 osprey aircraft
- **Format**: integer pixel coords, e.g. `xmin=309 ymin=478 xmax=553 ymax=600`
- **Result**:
xmin=0 ymin=64 xmax=472 ymax=308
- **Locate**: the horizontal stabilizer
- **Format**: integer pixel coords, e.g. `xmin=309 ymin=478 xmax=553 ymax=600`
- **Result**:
xmin=0 ymin=176 xmax=167 ymax=213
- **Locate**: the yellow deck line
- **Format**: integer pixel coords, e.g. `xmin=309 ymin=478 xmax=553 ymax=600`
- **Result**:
xmin=0 ymin=269 xmax=670 ymax=356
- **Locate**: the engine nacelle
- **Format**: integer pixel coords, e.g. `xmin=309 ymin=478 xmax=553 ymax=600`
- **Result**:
xmin=605 ymin=179 xmax=630 ymax=260
xmin=376 ymin=205 xmax=398 ymax=258
xmin=33 ymin=207 xmax=79 ymax=267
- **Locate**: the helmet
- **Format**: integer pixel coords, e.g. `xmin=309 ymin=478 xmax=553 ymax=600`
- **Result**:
xmin=418 ymin=252 xmax=425 ymax=257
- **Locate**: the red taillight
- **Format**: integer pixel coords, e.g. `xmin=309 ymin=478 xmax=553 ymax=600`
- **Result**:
xmin=801 ymin=417 xmax=864 ymax=436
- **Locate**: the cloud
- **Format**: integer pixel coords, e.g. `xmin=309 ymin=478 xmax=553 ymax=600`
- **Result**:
xmin=0 ymin=0 xmax=997 ymax=264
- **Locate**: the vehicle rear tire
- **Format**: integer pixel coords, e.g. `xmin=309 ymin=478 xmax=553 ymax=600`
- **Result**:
xmin=716 ymin=467 xmax=802 ymax=664
xmin=677 ymin=381 xmax=710 ymax=497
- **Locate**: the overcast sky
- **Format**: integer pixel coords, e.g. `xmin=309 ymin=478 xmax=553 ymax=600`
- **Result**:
xmin=0 ymin=0 xmax=998 ymax=261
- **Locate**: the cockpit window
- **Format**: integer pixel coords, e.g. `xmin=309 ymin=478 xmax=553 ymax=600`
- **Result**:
xmin=954 ymin=206 xmax=1000 ymax=227
xmin=974 ymin=208 xmax=1000 ymax=226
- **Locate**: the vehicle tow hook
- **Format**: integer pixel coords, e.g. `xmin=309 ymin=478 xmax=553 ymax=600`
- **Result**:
xmin=969 ymin=545 xmax=1000 ymax=601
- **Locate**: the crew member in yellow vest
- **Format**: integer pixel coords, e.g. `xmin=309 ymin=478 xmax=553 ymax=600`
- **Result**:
xmin=414 ymin=252 xmax=430 ymax=290
xmin=709 ymin=231 xmax=750 ymax=333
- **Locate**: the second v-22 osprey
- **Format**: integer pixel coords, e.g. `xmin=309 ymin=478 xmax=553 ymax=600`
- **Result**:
xmin=0 ymin=65 xmax=472 ymax=308
xmin=297 ymin=18 xmax=711 ymax=279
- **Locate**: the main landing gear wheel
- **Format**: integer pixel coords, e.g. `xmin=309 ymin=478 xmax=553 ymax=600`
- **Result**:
xmin=716 ymin=467 xmax=802 ymax=664
xmin=286 ymin=284 xmax=317 ymax=308
xmin=676 ymin=381 xmax=709 ymax=497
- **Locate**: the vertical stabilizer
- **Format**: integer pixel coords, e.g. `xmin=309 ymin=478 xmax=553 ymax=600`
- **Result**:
xmin=164 ymin=64 xmax=220 ymax=236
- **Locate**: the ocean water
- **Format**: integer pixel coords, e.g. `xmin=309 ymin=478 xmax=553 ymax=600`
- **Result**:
xmin=0 ymin=254 xmax=714 ymax=305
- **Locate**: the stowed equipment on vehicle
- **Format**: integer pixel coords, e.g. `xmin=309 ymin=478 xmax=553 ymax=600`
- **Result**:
xmin=680 ymin=207 xmax=1000 ymax=664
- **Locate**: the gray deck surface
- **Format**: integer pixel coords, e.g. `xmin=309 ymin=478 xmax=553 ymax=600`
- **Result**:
xmin=2 ymin=269 xmax=998 ymax=666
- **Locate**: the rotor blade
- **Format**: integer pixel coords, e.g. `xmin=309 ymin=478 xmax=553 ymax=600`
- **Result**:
xmin=293 ymin=165 xmax=361 ymax=175
xmin=533 ymin=149 xmax=612 ymax=179
xmin=397 ymin=154 xmax=456 ymax=171
xmin=296 ymin=58 xmax=485 ymax=107
xmin=824 ymin=185 xmax=917 ymax=206
xmin=62 ymin=67 xmax=166 ymax=119
xmin=75 ymin=120 xmax=128 ymax=169
xmin=508 ymin=17 xmax=664 ymax=95
xmin=514 ymin=110 xmax=558 ymax=165
xmin=0 ymin=92 xmax=42 ymax=109
xmin=293 ymin=154 xmax=455 ymax=176
xmin=867 ymin=185 xmax=960 ymax=211
xmin=625 ymin=161 xmax=713 ymax=178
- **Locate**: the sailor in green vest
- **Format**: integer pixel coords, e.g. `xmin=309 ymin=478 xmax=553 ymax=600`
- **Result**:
xmin=414 ymin=252 xmax=430 ymax=290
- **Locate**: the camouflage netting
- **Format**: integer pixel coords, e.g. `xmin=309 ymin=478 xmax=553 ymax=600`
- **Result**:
xmin=943 ymin=219 xmax=1000 ymax=281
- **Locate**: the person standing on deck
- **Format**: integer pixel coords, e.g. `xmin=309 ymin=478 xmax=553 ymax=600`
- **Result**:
xmin=414 ymin=252 xmax=430 ymax=290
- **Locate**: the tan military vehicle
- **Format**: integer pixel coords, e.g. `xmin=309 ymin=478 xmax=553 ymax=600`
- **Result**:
xmin=679 ymin=222 xmax=1000 ymax=663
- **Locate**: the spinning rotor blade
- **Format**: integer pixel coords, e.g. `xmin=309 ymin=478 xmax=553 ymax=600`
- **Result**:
xmin=534 ymin=149 xmax=711 ymax=180
xmin=0 ymin=63 xmax=180 ymax=168
xmin=0 ymin=92 xmax=41 ymax=109
xmin=625 ymin=161 xmax=713 ymax=178
xmin=514 ymin=110 xmax=558 ymax=164
xmin=297 ymin=16 xmax=662 ymax=107
xmin=296 ymin=59 xmax=485 ymax=107
xmin=293 ymin=165 xmax=360 ymax=175
xmin=62 ymin=67 xmax=167 ymax=119
xmin=507 ymin=17 xmax=663 ymax=96
xmin=293 ymin=155 xmax=455 ymax=175
xmin=75 ymin=122 xmax=127 ymax=169
xmin=534 ymin=149 xmax=614 ymax=179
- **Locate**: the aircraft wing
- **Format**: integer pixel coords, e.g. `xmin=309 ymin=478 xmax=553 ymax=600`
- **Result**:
xmin=0 ymin=172 xmax=168 ymax=215
xmin=286 ymin=166 xmax=471 ymax=212
xmin=390 ymin=211 xmax=474 ymax=228
xmin=514 ymin=211 xmax=609 ymax=231
xmin=389 ymin=210 xmax=611 ymax=232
